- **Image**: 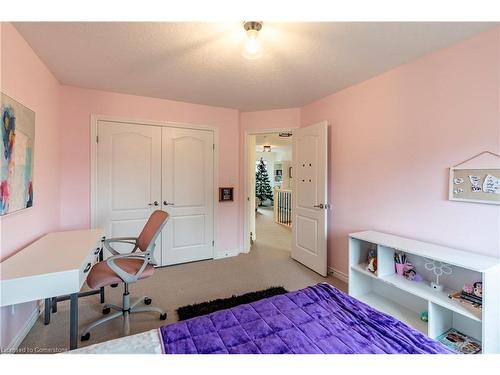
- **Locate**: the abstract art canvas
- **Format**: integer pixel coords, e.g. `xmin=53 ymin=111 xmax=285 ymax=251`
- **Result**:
xmin=1 ymin=93 xmax=35 ymax=216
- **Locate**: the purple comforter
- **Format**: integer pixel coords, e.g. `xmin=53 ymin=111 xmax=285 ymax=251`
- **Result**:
xmin=159 ymin=283 xmax=452 ymax=354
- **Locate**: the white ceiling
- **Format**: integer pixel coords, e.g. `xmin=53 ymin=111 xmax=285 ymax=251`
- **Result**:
xmin=256 ymin=133 xmax=292 ymax=153
xmin=13 ymin=22 xmax=497 ymax=111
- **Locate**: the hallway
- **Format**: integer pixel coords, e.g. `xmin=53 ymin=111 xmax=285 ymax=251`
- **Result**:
xmin=254 ymin=206 xmax=292 ymax=252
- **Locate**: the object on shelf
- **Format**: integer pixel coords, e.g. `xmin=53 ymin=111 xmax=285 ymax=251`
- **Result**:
xmin=394 ymin=252 xmax=406 ymax=275
xmin=402 ymin=263 xmax=423 ymax=282
xmin=460 ymin=282 xmax=482 ymax=305
xmin=366 ymin=247 xmax=377 ymax=273
xmin=420 ymin=310 xmax=428 ymax=322
xmin=394 ymin=252 xmax=422 ymax=281
xmin=424 ymin=259 xmax=452 ymax=292
xmin=459 ymin=291 xmax=481 ymax=305
xmin=448 ymin=291 xmax=482 ymax=313
xmin=437 ymin=328 xmax=481 ymax=354
xmin=448 ymin=281 xmax=483 ymax=314
xmin=395 ymin=263 xmax=405 ymax=275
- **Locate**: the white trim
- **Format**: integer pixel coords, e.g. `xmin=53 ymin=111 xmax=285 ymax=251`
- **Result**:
xmin=90 ymin=114 xmax=220 ymax=258
xmin=328 ymin=266 xmax=349 ymax=284
xmin=242 ymin=127 xmax=298 ymax=253
xmin=2 ymin=303 xmax=41 ymax=353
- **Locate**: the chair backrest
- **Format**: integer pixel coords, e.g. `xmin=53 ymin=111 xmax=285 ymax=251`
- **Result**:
xmin=137 ymin=210 xmax=169 ymax=252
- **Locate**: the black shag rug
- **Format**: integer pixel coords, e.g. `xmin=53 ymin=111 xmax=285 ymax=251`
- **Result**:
xmin=176 ymin=286 xmax=288 ymax=321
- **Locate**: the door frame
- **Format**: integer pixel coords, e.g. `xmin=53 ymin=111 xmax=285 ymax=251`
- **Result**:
xmin=90 ymin=114 xmax=219 ymax=258
xmin=242 ymin=127 xmax=298 ymax=253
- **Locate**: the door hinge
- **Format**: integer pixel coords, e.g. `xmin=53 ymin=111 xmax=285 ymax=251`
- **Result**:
xmin=96 ymin=135 xmax=99 ymax=143
xmin=213 ymin=143 xmax=215 ymax=150
xmin=212 ymin=240 xmax=215 ymax=246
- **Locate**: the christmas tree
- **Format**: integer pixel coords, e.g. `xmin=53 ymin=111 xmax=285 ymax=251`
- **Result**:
xmin=256 ymin=157 xmax=274 ymax=205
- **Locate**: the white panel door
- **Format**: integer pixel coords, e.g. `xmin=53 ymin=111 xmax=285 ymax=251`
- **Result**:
xmin=96 ymin=121 xmax=162 ymax=264
xmin=161 ymin=127 xmax=214 ymax=265
xmin=291 ymin=121 xmax=328 ymax=276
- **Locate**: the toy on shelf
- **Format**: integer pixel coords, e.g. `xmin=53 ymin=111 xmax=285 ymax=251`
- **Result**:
xmin=420 ymin=310 xmax=428 ymax=322
xmin=366 ymin=247 xmax=377 ymax=273
xmin=424 ymin=259 xmax=452 ymax=292
xmin=402 ymin=263 xmax=423 ymax=282
xmin=394 ymin=252 xmax=423 ymax=281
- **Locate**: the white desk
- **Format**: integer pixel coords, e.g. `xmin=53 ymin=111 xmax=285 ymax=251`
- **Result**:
xmin=0 ymin=229 xmax=104 ymax=350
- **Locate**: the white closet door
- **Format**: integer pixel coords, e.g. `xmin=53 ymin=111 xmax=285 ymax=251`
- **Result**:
xmin=161 ymin=127 xmax=214 ymax=265
xmin=96 ymin=121 xmax=162 ymax=264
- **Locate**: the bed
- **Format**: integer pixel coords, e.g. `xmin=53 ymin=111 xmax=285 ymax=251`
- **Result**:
xmin=72 ymin=283 xmax=452 ymax=354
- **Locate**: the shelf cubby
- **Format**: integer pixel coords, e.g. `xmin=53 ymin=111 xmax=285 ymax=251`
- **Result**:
xmin=348 ymin=237 xmax=378 ymax=276
xmin=428 ymin=301 xmax=482 ymax=345
xmin=350 ymin=269 xmax=428 ymax=334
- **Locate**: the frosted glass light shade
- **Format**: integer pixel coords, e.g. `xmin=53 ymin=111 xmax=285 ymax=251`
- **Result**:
xmin=242 ymin=29 xmax=262 ymax=60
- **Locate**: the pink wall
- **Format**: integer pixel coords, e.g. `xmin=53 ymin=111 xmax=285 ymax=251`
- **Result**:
xmin=238 ymin=108 xmax=301 ymax=249
xmin=58 ymin=86 xmax=240 ymax=252
xmin=0 ymin=23 xmax=61 ymax=348
xmin=301 ymin=27 xmax=500 ymax=274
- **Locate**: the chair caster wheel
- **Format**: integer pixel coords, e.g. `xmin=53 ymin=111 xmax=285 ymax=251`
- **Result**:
xmin=81 ymin=333 xmax=90 ymax=341
xmin=144 ymin=297 xmax=152 ymax=305
xmin=110 ymin=283 xmax=118 ymax=288
xmin=102 ymin=307 xmax=111 ymax=315
xmin=160 ymin=313 xmax=167 ymax=320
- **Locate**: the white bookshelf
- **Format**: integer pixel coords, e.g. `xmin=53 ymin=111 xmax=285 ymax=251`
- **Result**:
xmin=348 ymin=231 xmax=500 ymax=354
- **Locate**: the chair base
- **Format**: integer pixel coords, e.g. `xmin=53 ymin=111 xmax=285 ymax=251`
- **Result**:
xmin=81 ymin=283 xmax=166 ymax=341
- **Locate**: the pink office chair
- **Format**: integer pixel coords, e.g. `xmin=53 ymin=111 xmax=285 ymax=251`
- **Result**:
xmin=81 ymin=210 xmax=169 ymax=341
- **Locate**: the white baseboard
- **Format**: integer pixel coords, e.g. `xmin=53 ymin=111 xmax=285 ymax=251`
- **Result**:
xmin=3 ymin=304 xmax=41 ymax=354
xmin=328 ymin=266 xmax=349 ymax=284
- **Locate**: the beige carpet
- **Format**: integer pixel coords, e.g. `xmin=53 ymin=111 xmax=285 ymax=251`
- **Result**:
xmin=255 ymin=205 xmax=292 ymax=253
xmin=17 ymin=231 xmax=346 ymax=353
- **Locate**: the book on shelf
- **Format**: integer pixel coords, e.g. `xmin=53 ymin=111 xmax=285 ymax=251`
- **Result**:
xmin=460 ymin=291 xmax=482 ymax=305
xmin=437 ymin=328 xmax=481 ymax=354
xmin=448 ymin=291 xmax=482 ymax=316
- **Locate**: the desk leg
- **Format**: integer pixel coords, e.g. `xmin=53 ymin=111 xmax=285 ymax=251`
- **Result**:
xmin=99 ymin=248 xmax=105 ymax=304
xmin=44 ymin=298 xmax=51 ymax=325
xmin=70 ymin=292 xmax=78 ymax=350
xmin=52 ymin=297 xmax=58 ymax=313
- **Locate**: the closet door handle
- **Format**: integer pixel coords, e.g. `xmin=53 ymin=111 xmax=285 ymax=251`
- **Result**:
xmin=149 ymin=201 xmax=160 ymax=207
xmin=163 ymin=201 xmax=174 ymax=206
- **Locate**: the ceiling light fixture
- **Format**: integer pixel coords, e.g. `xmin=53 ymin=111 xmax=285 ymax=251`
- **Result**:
xmin=242 ymin=21 xmax=263 ymax=60
xmin=263 ymin=145 xmax=271 ymax=152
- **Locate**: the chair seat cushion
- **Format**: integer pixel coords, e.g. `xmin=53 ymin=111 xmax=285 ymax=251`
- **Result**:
xmin=87 ymin=258 xmax=155 ymax=289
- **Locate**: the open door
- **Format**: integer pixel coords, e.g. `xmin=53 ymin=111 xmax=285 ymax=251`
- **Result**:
xmin=291 ymin=121 xmax=328 ymax=276
xmin=248 ymin=135 xmax=257 ymax=245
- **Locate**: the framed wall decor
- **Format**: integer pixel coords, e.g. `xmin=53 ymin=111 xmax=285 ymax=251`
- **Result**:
xmin=449 ymin=152 xmax=500 ymax=205
xmin=219 ymin=187 xmax=234 ymax=202
xmin=1 ymin=93 xmax=36 ymax=216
